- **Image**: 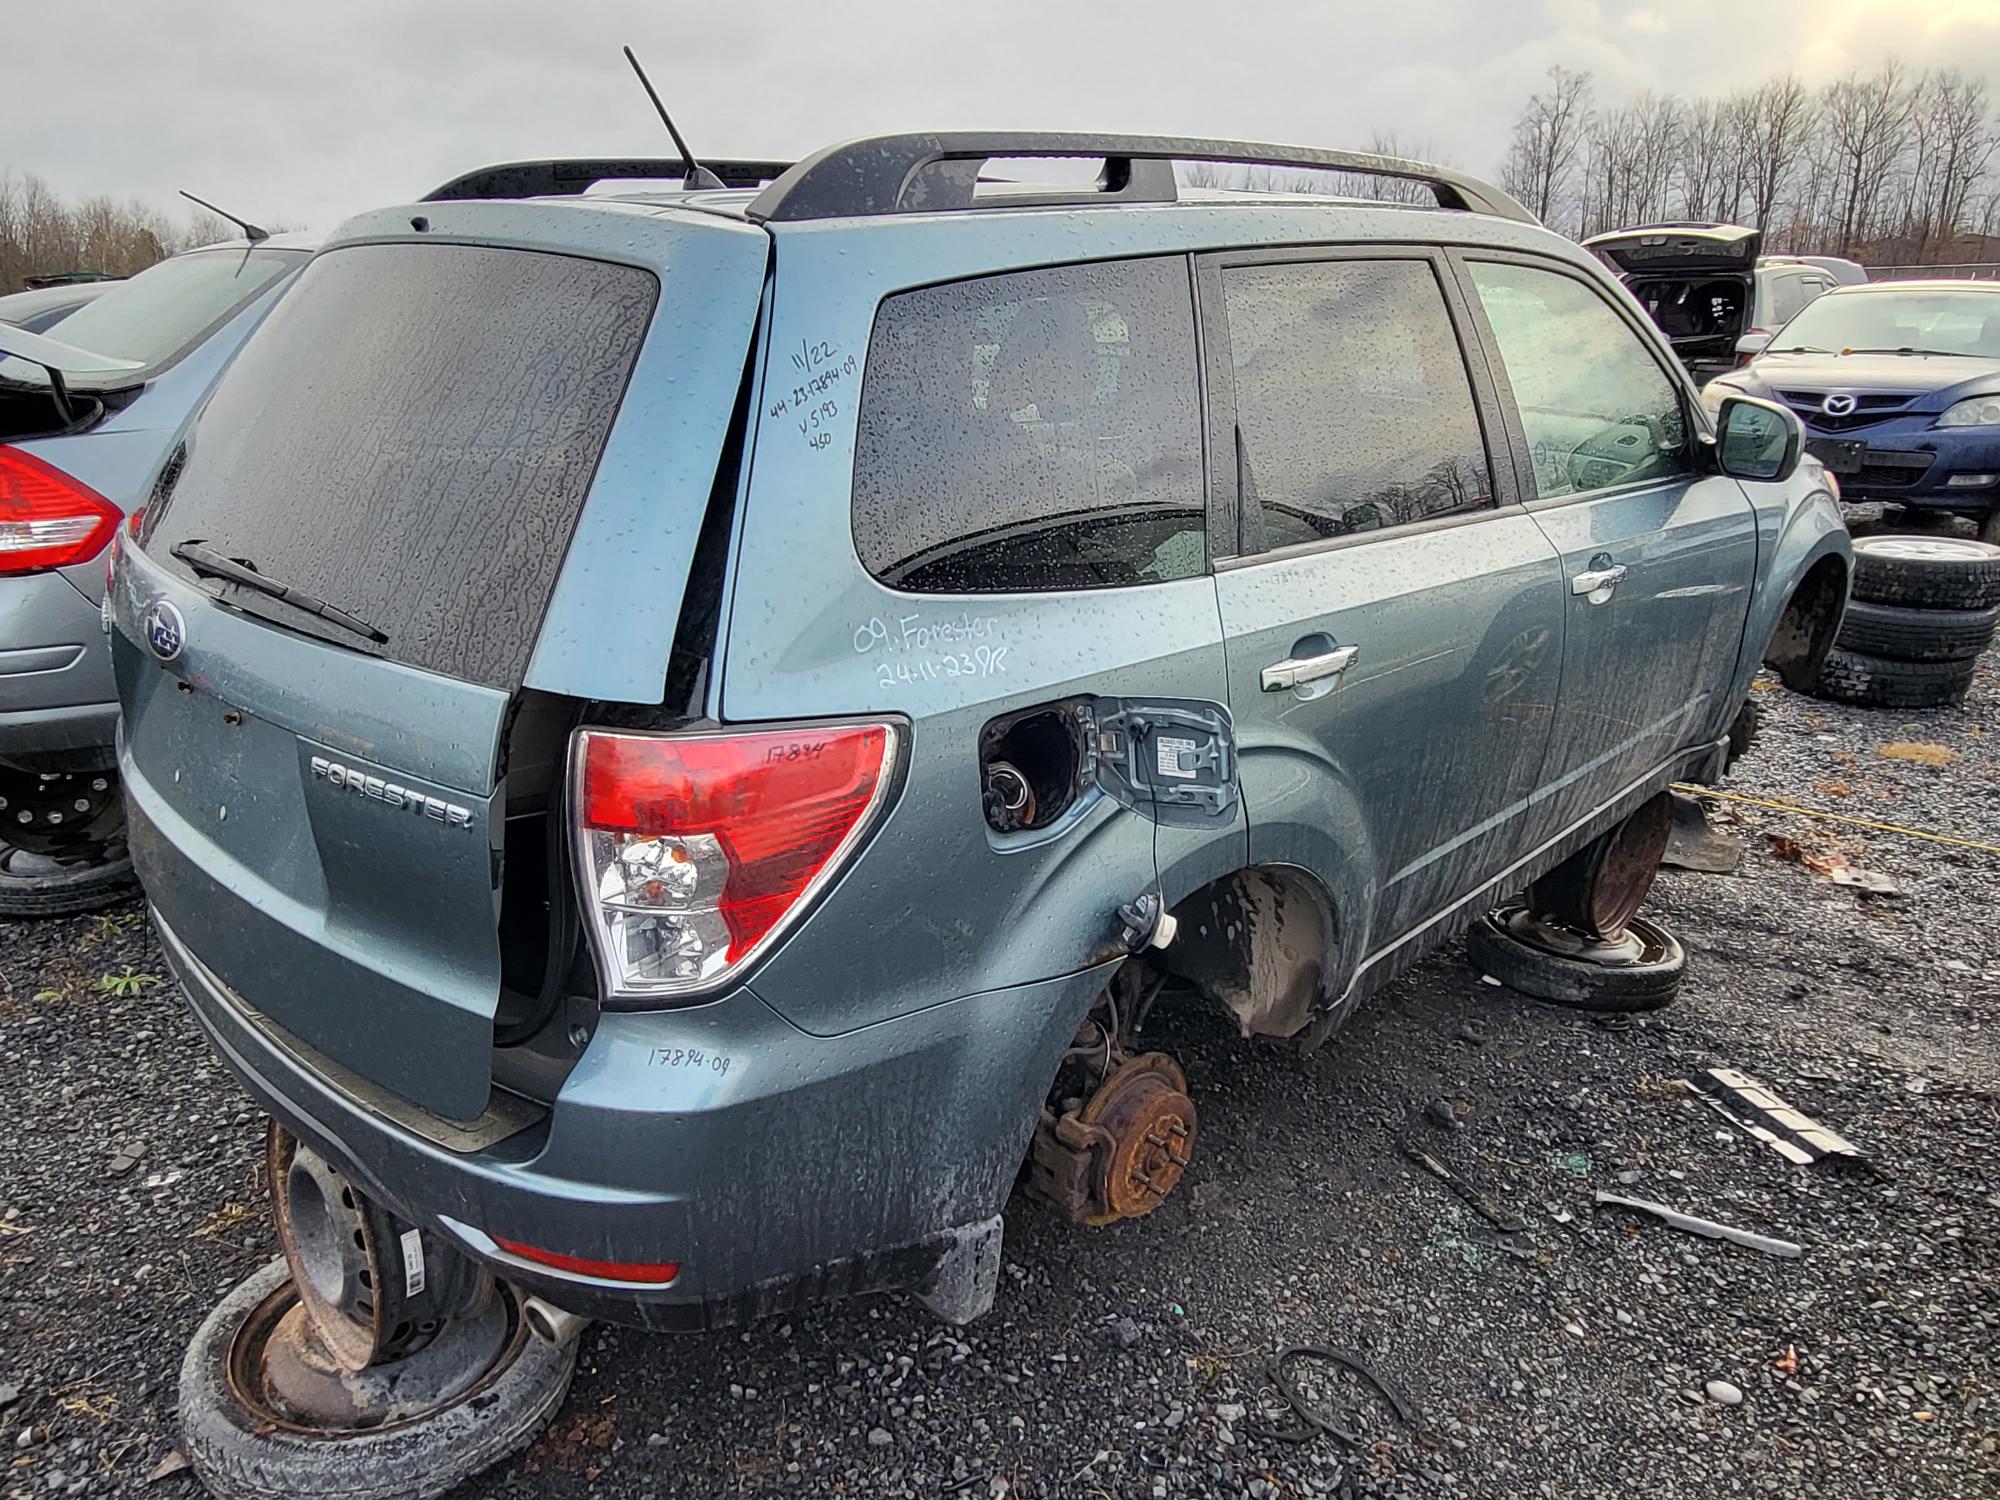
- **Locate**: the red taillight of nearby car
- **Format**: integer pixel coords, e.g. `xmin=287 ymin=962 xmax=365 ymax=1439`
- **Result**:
xmin=0 ymin=445 xmax=121 ymax=577
xmin=573 ymin=721 xmax=899 ymax=1004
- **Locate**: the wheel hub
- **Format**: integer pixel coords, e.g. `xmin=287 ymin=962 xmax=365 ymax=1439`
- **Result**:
xmin=1031 ymin=1048 xmax=1198 ymax=1225
xmin=1079 ymin=1055 xmax=1197 ymax=1221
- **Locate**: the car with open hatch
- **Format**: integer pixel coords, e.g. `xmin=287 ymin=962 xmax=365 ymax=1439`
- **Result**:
xmin=104 ymin=134 xmax=1852 ymax=1495
xmin=1584 ymin=222 xmax=1839 ymax=385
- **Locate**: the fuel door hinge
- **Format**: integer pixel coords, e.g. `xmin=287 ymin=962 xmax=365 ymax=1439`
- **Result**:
xmin=1081 ymin=698 xmax=1238 ymax=828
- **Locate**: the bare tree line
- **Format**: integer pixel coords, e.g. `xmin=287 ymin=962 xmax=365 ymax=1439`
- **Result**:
xmin=1500 ymin=61 xmax=2000 ymax=262
xmin=0 ymin=169 xmax=232 ymax=293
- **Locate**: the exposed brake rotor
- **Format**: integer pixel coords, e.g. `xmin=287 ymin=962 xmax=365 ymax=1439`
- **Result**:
xmin=1077 ymin=1054 xmax=1197 ymax=1222
xmin=1030 ymin=970 xmax=1199 ymax=1224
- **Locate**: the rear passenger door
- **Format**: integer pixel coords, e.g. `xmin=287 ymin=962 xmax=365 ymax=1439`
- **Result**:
xmin=1200 ymin=248 xmax=1567 ymax=954
xmin=1456 ymin=254 xmax=1757 ymax=838
xmin=721 ymin=243 xmax=1242 ymax=1035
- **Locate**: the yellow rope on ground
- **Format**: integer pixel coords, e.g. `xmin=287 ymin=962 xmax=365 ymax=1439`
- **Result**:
xmin=1672 ymin=783 xmax=2000 ymax=858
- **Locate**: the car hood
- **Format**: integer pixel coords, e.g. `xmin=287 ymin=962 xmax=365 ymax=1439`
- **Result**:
xmin=1734 ymin=351 xmax=2000 ymax=408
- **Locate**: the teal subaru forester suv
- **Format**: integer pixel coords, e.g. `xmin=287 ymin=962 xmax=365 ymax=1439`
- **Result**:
xmin=107 ymin=136 xmax=1848 ymax=1394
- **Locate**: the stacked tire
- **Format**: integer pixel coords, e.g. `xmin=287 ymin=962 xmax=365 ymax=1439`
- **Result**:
xmin=1815 ymin=535 xmax=2000 ymax=709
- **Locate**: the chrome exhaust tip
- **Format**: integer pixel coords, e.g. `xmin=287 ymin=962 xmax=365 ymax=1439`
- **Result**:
xmin=521 ymin=1294 xmax=588 ymax=1347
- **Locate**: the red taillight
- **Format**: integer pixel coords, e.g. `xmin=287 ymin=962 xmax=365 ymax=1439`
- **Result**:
xmin=0 ymin=446 xmax=120 ymax=577
xmin=494 ymin=1236 xmax=681 ymax=1285
xmin=574 ymin=721 xmax=897 ymax=1002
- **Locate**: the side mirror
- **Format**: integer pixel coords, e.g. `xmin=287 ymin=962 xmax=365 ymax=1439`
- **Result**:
xmin=1735 ymin=330 xmax=1772 ymax=358
xmin=1715 ymin=394 xmax=1801 ymax=483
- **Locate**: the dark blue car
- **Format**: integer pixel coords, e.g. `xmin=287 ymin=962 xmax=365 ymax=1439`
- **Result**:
xmin=1708 ymin=280 xmax=2000 ymax=541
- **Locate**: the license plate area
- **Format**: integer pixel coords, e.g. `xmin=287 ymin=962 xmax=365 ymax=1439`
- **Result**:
xmin=1806 ymin=437 xmax=1865 ymax=475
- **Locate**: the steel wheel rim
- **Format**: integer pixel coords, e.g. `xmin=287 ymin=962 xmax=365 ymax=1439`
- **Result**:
xmin=0 ymin=768 xmax=124 ymax=860
xmin=224 ymin=1277 xmax=529 ymax=1438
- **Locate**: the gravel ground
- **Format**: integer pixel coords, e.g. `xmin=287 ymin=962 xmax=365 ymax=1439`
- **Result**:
xmin=2 ymin=657 xmax=1996 ymax=1499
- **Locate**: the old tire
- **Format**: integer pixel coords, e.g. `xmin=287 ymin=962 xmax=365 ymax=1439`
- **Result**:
xmin=1850 ymin=534 xmax=2000 ymax=611
xmin=179 ymin=1259 xmax=577 ymax=1500
xmin=0 ymin=839 xmax=137 ymax=917
xmin=1835 ymin=598 xmax=1999 ymax=663
xmin=1467 ymin=906 xmax=1684 ymax=1012
xmin=1814 ymin=648 xmax=1977 ymax=710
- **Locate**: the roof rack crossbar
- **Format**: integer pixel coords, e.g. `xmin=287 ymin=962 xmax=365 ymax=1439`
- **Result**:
xmin=745 ymin=132 xmax=1536 ymax=225
xmin=422 ymin=157 xmax=794 ymax=203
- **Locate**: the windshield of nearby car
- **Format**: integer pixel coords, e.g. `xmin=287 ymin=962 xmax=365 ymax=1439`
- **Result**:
xmin=1769 ymin=288 xmax=2000 ymax=357
xmin=0 ymin=247 xmax=300 ymax=387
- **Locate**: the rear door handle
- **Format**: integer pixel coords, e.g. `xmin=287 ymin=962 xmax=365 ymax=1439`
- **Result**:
xmin=1261 ymin=644 xmax=1360 ymax=692
xmin=1571 ymin=564 xmax=1628 ymax=600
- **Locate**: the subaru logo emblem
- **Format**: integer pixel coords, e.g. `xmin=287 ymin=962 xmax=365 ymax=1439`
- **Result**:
xmin=1821 ymin=393 xmax=1857 ymax=417
xmin=143 ymin=599 xmax=186 ymax=662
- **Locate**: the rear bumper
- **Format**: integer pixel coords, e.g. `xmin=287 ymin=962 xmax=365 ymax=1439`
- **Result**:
xmin=156 ymin=907 xmax=1110 ymax=1330
xmin=0 ymin=571 xmax=115 ymax=764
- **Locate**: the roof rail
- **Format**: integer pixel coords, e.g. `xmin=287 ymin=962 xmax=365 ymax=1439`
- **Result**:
xmin=422 ymin=157 xmax=793 ymax=202
xmin=745 ymin=132 xmax=1536 ymax=226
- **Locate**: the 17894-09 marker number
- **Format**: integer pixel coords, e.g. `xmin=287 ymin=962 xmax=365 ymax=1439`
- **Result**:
xmin=649 ymin=1047 xmax=732 ymax=1076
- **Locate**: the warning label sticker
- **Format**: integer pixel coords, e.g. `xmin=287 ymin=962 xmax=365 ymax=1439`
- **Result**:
xmin=400 ymin=1228 xmax=427 ymax=1298
xmin=1155 ymin=736 xmax=1197 ymax=780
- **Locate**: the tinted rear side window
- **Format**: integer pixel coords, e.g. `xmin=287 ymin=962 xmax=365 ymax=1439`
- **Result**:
xmin=852 ymin=256 xmax=1204 ymax=593
xmin=1221 ymin=258 xmax=1492 ymax=551
xmin=148 ymin=242 xmax=657 ymax=690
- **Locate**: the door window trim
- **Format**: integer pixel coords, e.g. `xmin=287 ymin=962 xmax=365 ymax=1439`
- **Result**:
xmin=1194 ymin=243 xmax=1528 ymax=570
xmin=1445 ymin=247 xmax=1708 ymax=513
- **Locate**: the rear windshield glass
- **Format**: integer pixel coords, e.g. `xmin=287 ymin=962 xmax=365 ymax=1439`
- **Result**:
xmin=146 ymin=242 xmax=658 ymax=690
xmin=0 ymin=248 xmax=300 ymax=386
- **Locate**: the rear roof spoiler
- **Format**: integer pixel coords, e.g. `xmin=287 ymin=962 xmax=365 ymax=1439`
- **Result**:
xmin=422 ymin=158 xmax=794 ymax=202
xmin=0 ymin=322 xmax=147 ymax=420
xmin=0 ymin=321 xmax=146 ymax=380
xmin=744 ymin=132 xmax=1538 ymax=225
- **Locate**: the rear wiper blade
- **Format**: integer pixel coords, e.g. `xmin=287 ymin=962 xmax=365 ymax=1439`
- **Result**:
xmin=170 ymin=541 xmax=389 ymax=645
xmin=1767 ymin=345 xmax=1831 ymax=354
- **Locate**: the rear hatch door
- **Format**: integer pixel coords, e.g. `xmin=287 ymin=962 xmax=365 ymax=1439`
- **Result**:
xmin=113 ymin=213 xmax=767 ymax=1121
xmin=1583 ymin=223 xmax=1762 ymax=275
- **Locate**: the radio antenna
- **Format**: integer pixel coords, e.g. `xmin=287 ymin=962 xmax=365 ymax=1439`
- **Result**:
xmin=178 ymin=190 xmax=269 ymax=244
xmin=622 ymin=46 xmax=724 ymax=190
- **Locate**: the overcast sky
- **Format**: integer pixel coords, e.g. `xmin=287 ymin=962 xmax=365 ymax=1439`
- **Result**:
xmin=10 ymin=0 xmax=1999 ymax=232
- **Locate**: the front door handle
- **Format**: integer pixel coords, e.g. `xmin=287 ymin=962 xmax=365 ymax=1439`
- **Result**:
xmin=1571 ymin=564 xmax=1629 ymax=601
xmin=1261 ymin=644 xmax=1360 ymax=692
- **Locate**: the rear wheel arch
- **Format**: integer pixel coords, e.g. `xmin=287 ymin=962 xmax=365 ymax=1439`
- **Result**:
xmin=1156 ymin=863 xmax=1348 ymax=1045
xmin=1763 ymin=553 xmax=1849 ymax=692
